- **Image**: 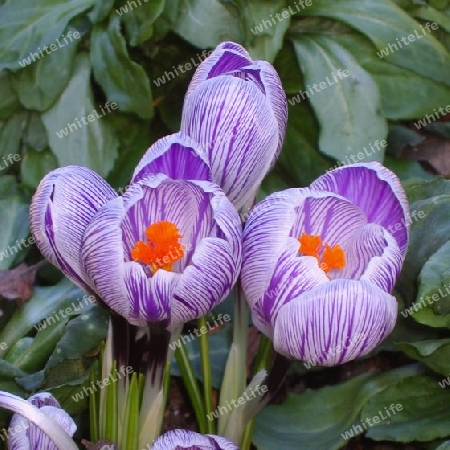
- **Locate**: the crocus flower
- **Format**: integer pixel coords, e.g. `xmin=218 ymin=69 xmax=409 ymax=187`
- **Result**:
xmin=180 ymin=41 xmax=287 ymax=211
xmin=241 ymin=163 xmax=410 ymax=366
xmin=30 ymin=166 xmax=242 ymax=329
xmin=152 ymin=429 xmax=238 ymax=449
xmin=0 ymin=392 xmax=77 ymax=450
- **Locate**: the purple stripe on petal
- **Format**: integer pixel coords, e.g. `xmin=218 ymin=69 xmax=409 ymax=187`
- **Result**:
xmin=132 ymin=132 xmax=212 ymax=184
xmin=310 ymin=162 xmax=410 ymax=256
xmin=81 ymin=197 xmax=141 ymax=325
xmin=290 ymin=188 xmax=367 ymax=248
xmin=121 ymin=178 xmax=214 ymax=270
xmin=181 ymin=76 xmax=279 ymax=210
xmin=124 ymin=263 xmax=178 ymax=325
xmin=152 ymin=429 xmax=238 ymax=450
xmin=273 ymin=280 xmax=397 ymax=366
xmin=253 ymin=239 xmax=328 ymax=337
xmin=170 ymin=237 xmax=239 ymax=329
xmin=30 ymin=166 xmax=117 ymax=293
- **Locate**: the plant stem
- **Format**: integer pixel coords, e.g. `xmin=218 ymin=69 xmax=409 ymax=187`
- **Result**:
xmin=174 ymin=341 xmax=207 ymax=434
xmin=198 ymin=315 xmax=215 ymax=434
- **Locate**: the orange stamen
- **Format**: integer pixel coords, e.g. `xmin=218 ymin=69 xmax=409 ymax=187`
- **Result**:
xmin=298 ymin=233 xmax=322 ymax=258
xmin=298 ymin=233 xmax=346 ymax=274
xmin=320 ymin=243 xmax=346 ymax=273
xmin=131 ymin=221 xmax=184 ymax=274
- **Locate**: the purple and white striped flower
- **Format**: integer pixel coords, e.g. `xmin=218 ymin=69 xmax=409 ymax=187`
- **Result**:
xmin=152 ymin=429 xmax=238 ymax=449
xmin=30 ymin=166 xmax=242 ymax=329
xmin=241 ymin=163 xmax=410 ymax=366
xmin=180 ymin=41 xmax=287 ymax=211
xmin=0 ymin=392 xmax=77 ymax=450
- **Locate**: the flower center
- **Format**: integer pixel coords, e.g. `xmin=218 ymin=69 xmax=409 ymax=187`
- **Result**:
xmin=131 ymin=221 xmax=185 ymax=274
xmin=298 ymin=233 xmax=346 ymax=273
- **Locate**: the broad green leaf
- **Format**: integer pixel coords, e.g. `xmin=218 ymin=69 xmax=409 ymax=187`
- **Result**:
xmin=292 ymin=35 xmax=387 ymax=163
xmin=238 ymin=0 xmax=289 ymax=62
xmin=409 ymin=241 xmax=450 ymax=327
xmin=21 ymin=148 xmax=58 ymax=189
xmin=42 ymin=54 xmax=119 ymax=178
xmin=0 ymin=280 xmax=83 ymax=357
xmin=302 ymin=0 xmax=450 ymax=86
xmin=0 ymin=0 xmax=95 ymax=70
xmin=362 ymin=375 xmax=450 ymax=442
xmin=91 ymin=16 xmax=153 ymax=119
xmin=274 ymin=42 xmax=304 ymax=94
xmin=277 ymin=102 xmax=332 ymax=187
xmin=254 ymin=365 xmax=422 ymax=450
xmin=10 ymin=27 xmax=80 ymax=111
xmin=387 ymin=124 xmax=424 ymax=157
xmin=425 ymin=122 xmax=450 ymax=139
xmin=0 ymin=112 xmax=27 ymax=159
xmin=22 ymin=113 xmax=48 ymax=151
xmin=170 ymin=0 xmax=242 ymax=49
xmin=404 ymin=177 xmax=450 ymax=204
xmin=384 ymin=156 xmax=433 ymax=181
xmin=171 ymin=325 xmax=232 ymax=388
xmin=0 ymin=71 xmax=21 ymax=119
xmin=331 ymin=32 xmax=450 ymax=120
xmin=46 ymin=304 xmax=109 ymax=369
xmin=409 ymin=5 xmax=450 ymax=33
xmin=117 ymin=0 xmax=166 ymax=46
xmin=437 ymin=442 xmax=450 ymax=450
xmin=398 ymin=339 xmax=450 ymax=376
xmin=89 ymin=0 xmax=114 ymax=23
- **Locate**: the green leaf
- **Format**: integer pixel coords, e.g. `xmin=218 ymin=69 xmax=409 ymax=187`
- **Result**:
xmin=384 ymin=156 xmax=433 ymax=181
xmin=118 ymin=0 xmax=166 ymax=46
xmin=254 ymin=365 xmax=422 ymax=450
xmin=0 ymin=280 xmax=82 ymax=357
xmin=22 ymin=113 xmax=48 ymax=151
xmin=0 ymin=71 xmax=21 ymax=119
xmin=169 ymin=0 xmax=242 ymax=49
xmin=292 ymin=35 xmax=387 ymax=163
xmin=0 ymin=0 xmax=95 ymax=70
xmin=42 ymin=53 xmax=119 ymax=178
xmin=362 ymin=375 xmax=450 ymax=442
xmin=91 ymin=16 xmax=153 ymax=119
xmin=21 ymin=148 xmax=58 ymax=189
xmin=398 ymin=339 xmax=450 ymax=376
xmin=0 ymin=112 xmax=27 ymax=160
xmin=89 ymin=0 xmax=114 ymax=23
xmin=171 ymin=325 xmax=232 ymax=389
xmin=302 ymin=0 xmax=450 ymax=87
xmin=238 ymin=0 xmax=289 ymax=62
xmin=273 ymin=42 xmax=304 ymax=94
xmin=10 ymin=27 xmax=80 ymax=111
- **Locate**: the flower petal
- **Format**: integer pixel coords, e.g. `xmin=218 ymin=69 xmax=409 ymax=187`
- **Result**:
xmin=273 ymin=280 xmax=397 ymax=366
xmin=310 ymin=162 xmax=410 ymax=256
xmin=242 ymin=190 xmax=300 ymax=310
xmin=0 ymin=392 xmax=77 ymax=450
xmin=181 ymin=75 xmax=279 ymax=210
xmin=171 ymin=237 xmax=240 ymax=329
xmin=340 ymin=223 xmax=403 ymax=292
xmin=132 ymin=132 xmax=212 ymax=184
xmin=30 ymin=166 xmax=117 ymax=293
xmin=81 ymin=197 xmax=138 ymax=324
xmin=252 ymin=239 xmax=328 ymax=337
xmin=152 ymin=429 xmax=238 ymax=450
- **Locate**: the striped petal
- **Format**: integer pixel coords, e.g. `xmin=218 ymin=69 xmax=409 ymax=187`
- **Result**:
xmin=30 ymin=166 xmax=117 ymax=293
xmin=242 ymin=190 xmax=300 ymax=310
xmin=252 ymin=239 xmax=328 ymax=337
xmin=273 ymin=280 xmax=397 ymax=366
xmin=340 ymin=224 xmax=403 ymax=292
xmin=132 ymin=132 xmax=212 ymax=184
xmin=81 ymin=196 xmax=140 ymax=324
xmin=310 ymin=162 xmax=410 ymax=256
xmin=181 ymin=75 xmax=279 ymax=210
xmin=152 ymin=429 xmax=238 ymax=449
xmin=0 ymin=392 xmax=77 ymax=450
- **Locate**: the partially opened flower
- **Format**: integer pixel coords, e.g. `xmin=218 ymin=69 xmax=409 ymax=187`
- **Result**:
xmin=0 ymin=392 xmax=77 ymax=450
xmin=31 ymin=166 xmax=242 ymax=329
xmin=241 ymin=163 xmax=410 ymax=366
xmin=181 ymin=41 xmax=287 ymax=210
xmin=152 ymin=429 xmax=238 ymax=449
